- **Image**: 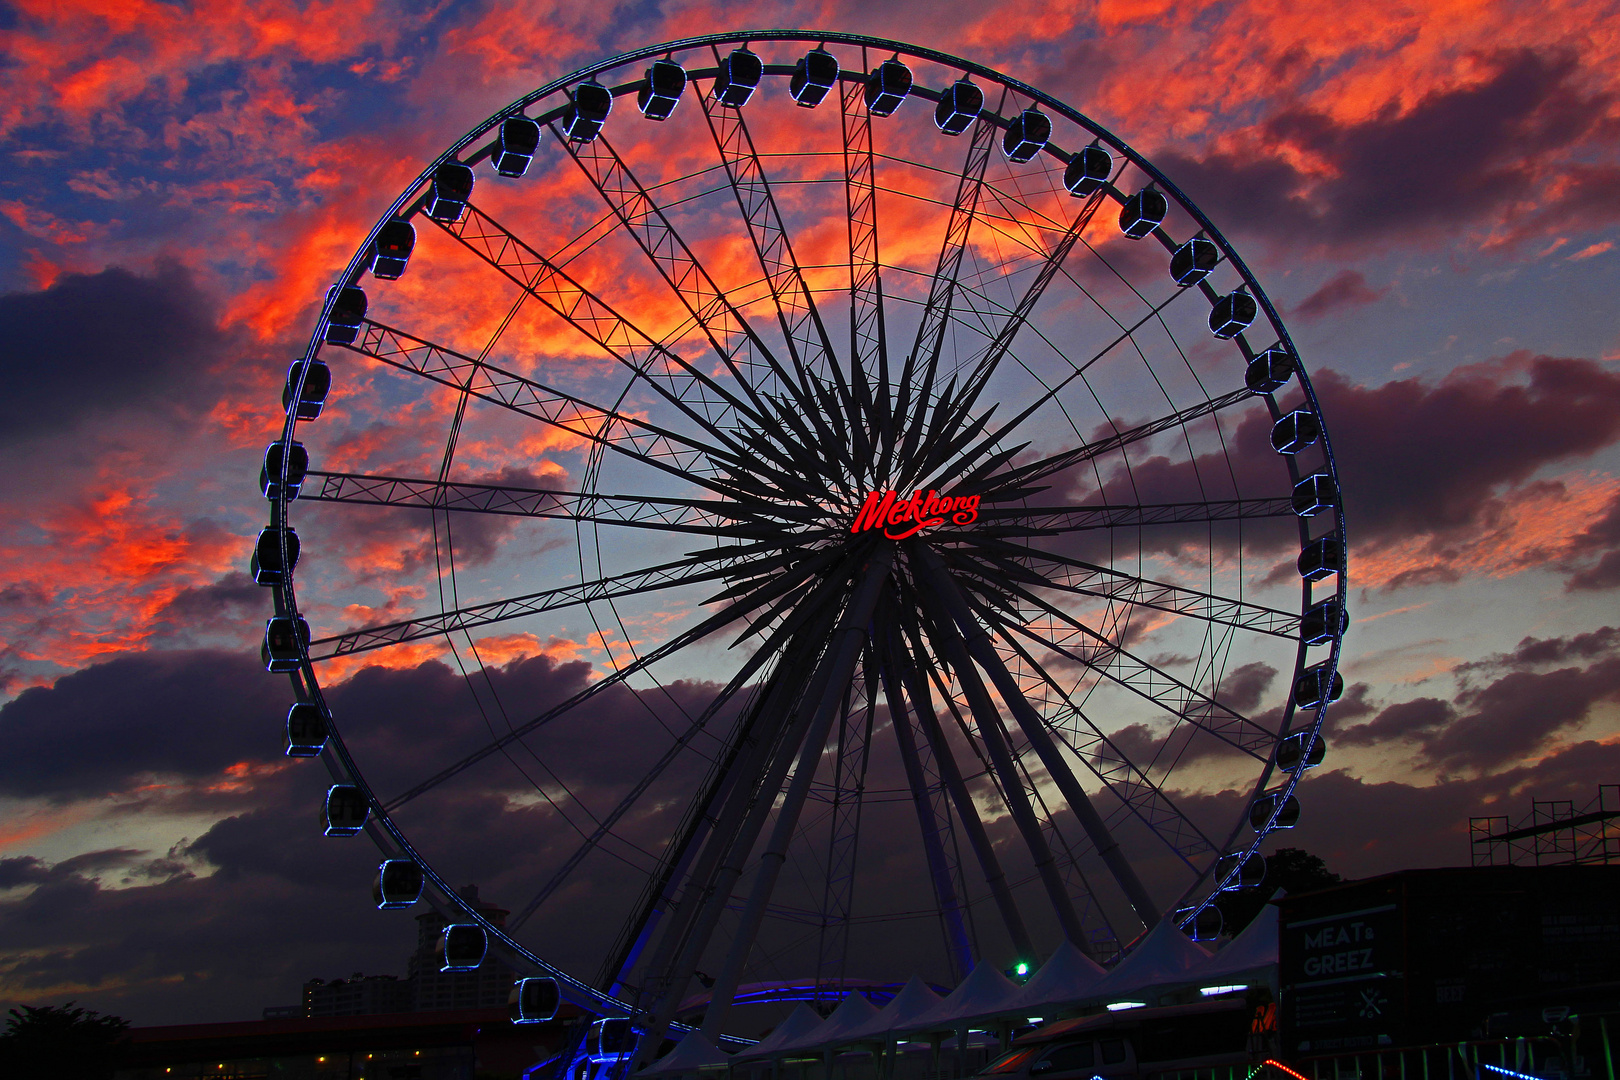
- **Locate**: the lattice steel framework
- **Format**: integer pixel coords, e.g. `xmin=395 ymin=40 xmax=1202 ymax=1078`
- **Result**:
xmin=259 ymin=30 xmax=1349 ymax=1058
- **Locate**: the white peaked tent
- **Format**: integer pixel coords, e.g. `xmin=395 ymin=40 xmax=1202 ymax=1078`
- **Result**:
xmin=837 ymin=975 xmax=946 ymax=1043
xmin=1013 ymin=940 xmax=1109 ymax=1013
xmin=760 ymin=991 xmax=883 ymax=1057
xmin=1087 ymin=917 xmax=1213 ymax=1003
xmin=803 ymin=989 xmax=884 ymax=1048
xmin=734 ymin=1003 xmax=827 ymax=1061
xmin=899 ymin=962 xmax=1023 ymax=1034
xmin=1192 ymin=902 xmax=1280 ymax=986
xmin=641 ymin=1033 xmax=731 ymax=1077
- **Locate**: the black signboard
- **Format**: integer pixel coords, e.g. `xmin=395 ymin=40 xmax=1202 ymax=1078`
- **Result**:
xmin=1281 ymin=897 xmax=1404 ymax=1051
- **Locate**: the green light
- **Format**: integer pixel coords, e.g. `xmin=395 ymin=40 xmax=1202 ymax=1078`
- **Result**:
xmin=1015 ymin=962 xmax=1029 ymax=976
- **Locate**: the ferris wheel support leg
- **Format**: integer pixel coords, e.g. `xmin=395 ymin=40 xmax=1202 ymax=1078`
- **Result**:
xmin=879 ymin=656 xmax=975 ymax=982
xmin=896 ymin=622 xmax=1036 ymax=963
xmin=914 ymin=582 xmax=1091 ymax=951
xmin=624 ymin=608 xmax=840 ymax=1036
xmin=915 ymin=549 xmax=1163 ymax=929
xmin=698 ymin=547 xmax=896 ymax=1042
xmin=632 ymin=551 xmax=893 ymax=1064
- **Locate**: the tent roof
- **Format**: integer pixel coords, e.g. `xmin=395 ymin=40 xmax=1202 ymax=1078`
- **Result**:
xmin=763 ymin=991 xmax=883 ymax=1057
xmin=837 ymin=974 xmax=946 ymax=1043
xmin=1194 ymin=902 xmax=1279 ymax=983
xmin=805 ymin=990 xmax=883 ymax=1047
xmin=642 ymin=1033 xmax=730 ymax=1075
xmin=734 ymin=1003 xmax=827 ymax=1061
xmin=899 ymin=961 xmax=1022 ymax=1033
xmin=1087 ymin=917 xmax=1212 ymax=1002
xmin=1013 ymin=940 xmax=1108 ymax=1013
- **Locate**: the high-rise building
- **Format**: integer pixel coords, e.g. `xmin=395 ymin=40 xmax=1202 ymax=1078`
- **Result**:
xmin=288 ymin=883 xmax=515 ymax=1018
xmin=409 ymin=884 xmax=515 ymax=1013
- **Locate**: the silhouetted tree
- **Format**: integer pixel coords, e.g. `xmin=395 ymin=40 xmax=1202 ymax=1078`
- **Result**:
xmin=0 ymin=1002 xmax=130 ymax=1080
xmin=1215 ymin=847 xmax=1343 ymax=934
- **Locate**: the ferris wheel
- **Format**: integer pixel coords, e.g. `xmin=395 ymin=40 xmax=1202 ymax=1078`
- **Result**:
xmin=257 ymin=29 xmax=1347 ymax=1055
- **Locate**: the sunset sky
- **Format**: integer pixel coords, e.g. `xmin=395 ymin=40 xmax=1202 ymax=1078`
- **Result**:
xmin=2 ymin=0 xmax=1619 ymax=1029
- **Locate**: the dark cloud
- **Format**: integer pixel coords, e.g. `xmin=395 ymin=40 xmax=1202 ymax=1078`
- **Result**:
xmin=1314 ymin=352 xmax=1620 ymax=546
xmin=1158 ymin=49 xmax=1615 ymax=244
xmin=1564 ymin=492 xmax=1620 ymax=591
xmin=0 ymin=650 xmax=287 ymax=801
xmin=145 ymin=572 xmax=267 ymax=644
xmin=1292 ymin=270 xmax=1386 ymax=320
xmin=1333 ymin=696 xmax=1453 ymax=748
xmin=1457 ymin=625 xmax=1620 ymax=672
xmin=1332 ymin=628 xmax=1620 ymax=770
xmin=0 ymin=262 xmax=231 ymax=444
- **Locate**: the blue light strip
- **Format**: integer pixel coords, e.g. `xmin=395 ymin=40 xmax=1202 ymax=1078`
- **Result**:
xmin=1483 ymin=1063 xmax=1544 ymax=1080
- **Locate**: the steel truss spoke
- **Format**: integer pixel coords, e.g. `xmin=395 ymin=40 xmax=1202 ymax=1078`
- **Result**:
xmin=890 ymin=620 xmax=1037 ymax=962
xmin=897 ymin=109 xmax=998 ymax=469
xmin=949 ymin=186 xmax=1111 ymax=401
xmin=967 ymin=387 xmax=1259 ymax=496
xmin=877 ymin=632 xmax=974 ymax=980
xmin=308 ymin=553 xmax=757 ymax=659
xmin=698 ymin=83 xmax=840 ymax=386
xmin=914 ymin=548 xmax=1163 ymax=928
xmin=508 ymin=599 xmax=817 ymax=935
xmin=298 ymin=469 xmax=794 ymax=537
xmin=952 ymin=542 xmax=1301 ymax=638
xmin=339 ymin=319 xmax=731 ymax=485
xmin=432 ymin=201 xmax=769 ymax=433
xmin=815 ymin=655 xmax=876 ymax=996
xmin=974 ymin=497 xmax=1297 ymax=536
xmin=375 ymin=546 xmax=848 ymax=812
xmin=994 ymin=593 xmax=1275 ymax=758
xmin=841 ymin=72 xmax=889 ymax=475
xmin=988 ymin=627 xmax=1218 ymax=870
xmin=930 ymin=278 xmax=1224 ymax=488
xmin=556 ymin=125 xmax=795 ymax=415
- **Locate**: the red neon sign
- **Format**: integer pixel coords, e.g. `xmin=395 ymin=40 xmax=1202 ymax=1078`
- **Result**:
xmin=851 ymin=490 xmax=980 ymax=540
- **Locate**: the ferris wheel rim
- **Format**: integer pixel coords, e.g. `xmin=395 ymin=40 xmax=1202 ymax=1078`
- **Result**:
xmin=263 ymin=29 xmax=1349 ymax=1035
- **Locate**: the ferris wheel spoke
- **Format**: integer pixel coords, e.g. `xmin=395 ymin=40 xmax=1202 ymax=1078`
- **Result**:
xmin=811 ymin=646 xmax=877 ymax=994
xmin=875 ymin=637 xmax=974 ymax=979
xmin=698 ymin=83 xmax=840 ymax=394
xmin=984 ymin=580 xmax=1276 ymax=759
xmin=931 ymin=279 xmax=1226 ymax=483
xmin=948 ymin=187 xmax=1111 ymax=402
xmin=556 ymin=127 xmax=798 ymax=412
xmin=375 ymin=548 xmax=851 ymax=812
xmin=899 ymin=107 xmax=998 ymax=444
xmin=300 ymin=469 xmax=780 ymax=535
xmin=306 ymin=549 xmax=772 ymax=661
xmin=974 ymin=497 xmax=1297 ymax=537
xmin=889 ymin=619 xmax=1037 ymax=962
xmin=913 ymin=547 xmax=1162 ymax=928
xmin=912 ymin=584 xmax=1091 ymax=944
xmin=953 ymin=541 xmax=1301 ymax=638
xmin=840 ymin=75 xmax=889 ymax=476
xmin=987 ymin=628 xmax=1218 ymax=870
xmin=337 ymin=319 xmax=735 ymax=486
xmin=507 ymin=603 xmax=812 ymax=935
xmin=965 ymin=386 xmax=1258 ymax=495
xmin=432 ymin=202 xmax=771 ymax=433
